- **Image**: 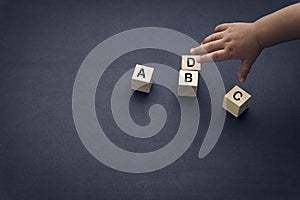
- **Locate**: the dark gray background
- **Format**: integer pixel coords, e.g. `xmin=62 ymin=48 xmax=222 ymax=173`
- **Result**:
xmin=0 ymin=0 xmax=299 ymax=199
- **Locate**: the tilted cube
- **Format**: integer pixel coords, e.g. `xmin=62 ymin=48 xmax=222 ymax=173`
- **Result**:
xmin=131 ymin=64 xmax=154 ymax=93
xmin=222 ymin=85 xmax=251 ymax=117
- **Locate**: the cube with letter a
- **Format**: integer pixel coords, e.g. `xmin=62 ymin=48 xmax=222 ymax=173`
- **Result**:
xmin=131 ymin=64 xmax=154 ymax=93
xmin=222 ymin=85 xmax=251 ymax=117
xmin=181 ymin=55 xmax=201 ymax=71
xmin=178 ymin=70 xmax=198 ymax=97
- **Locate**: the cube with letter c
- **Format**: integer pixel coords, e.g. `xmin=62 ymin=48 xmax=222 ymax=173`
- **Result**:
xmin=222 ymin=85 xmax=251 ymax=117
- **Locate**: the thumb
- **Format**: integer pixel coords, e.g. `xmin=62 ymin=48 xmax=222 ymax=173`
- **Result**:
xmin=238 ymin=59 xmax=252 ymax=82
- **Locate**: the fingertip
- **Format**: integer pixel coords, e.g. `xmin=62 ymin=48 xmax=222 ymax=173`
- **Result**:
xmin=238 ymin=60 xmax=252 ymax=82
xmin=214 ymin=23 xmax=228 ymax=32
xmin=239 ymin=77 xmax=245 ymax=83
xmin=190 ymin=48 xmax=195 ymax=54
xmin=238 ymin=72 xmax=245 ymax=83
xmin=214 ymin=25 xmax=222 ymax=32
xmin=196 ymin=57 xmax=201 ymax=63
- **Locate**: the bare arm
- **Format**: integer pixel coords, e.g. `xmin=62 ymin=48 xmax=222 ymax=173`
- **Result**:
xmin=255 ymin=3 xmax=300 ymax=48
xmin=190 ymin=3 xmax=300 ymax=82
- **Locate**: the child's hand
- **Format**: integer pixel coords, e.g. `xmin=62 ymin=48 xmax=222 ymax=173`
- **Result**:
xmin=190 ymin=23 xmax=263 ymax=82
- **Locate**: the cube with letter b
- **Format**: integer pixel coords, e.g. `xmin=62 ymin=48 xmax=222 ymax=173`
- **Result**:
xmin=131 ymin=64 xmax=154 ymax=93
xmin=178 ymin=70 xmax=198 ymax=97
xmin=222 ymin=85 xmax=251 ymax=117
xmin=181 ymin=55 xmax=201 ymax=71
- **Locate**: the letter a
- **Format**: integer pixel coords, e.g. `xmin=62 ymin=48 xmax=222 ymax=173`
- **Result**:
xmin=137 ymin=68 xmax=146 ymax=79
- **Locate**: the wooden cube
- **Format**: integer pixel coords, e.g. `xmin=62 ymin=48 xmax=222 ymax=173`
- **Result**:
xmin=222 ymin=85 xmax=251 ymax=117
xmin=131 ymin=64 xmax=154 ymax=93
xmin=178 ymin=70 xmax=198 ymax=97
xmin=181 ymin=55 xmax=201 ymax=71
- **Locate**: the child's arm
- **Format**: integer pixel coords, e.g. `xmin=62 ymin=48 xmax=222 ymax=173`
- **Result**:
xmin=190 ymin=3 xmax=300 ymax=82
xmin=255 ymin=3 xmax=300 ymax=47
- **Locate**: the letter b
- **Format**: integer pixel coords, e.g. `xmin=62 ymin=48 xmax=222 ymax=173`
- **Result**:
xmin=185 ymin=73 xmax=193 ymax=82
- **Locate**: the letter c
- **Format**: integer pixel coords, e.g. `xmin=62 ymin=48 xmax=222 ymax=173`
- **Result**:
xmin=233 ymin=91 xmax=243 ymax=101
